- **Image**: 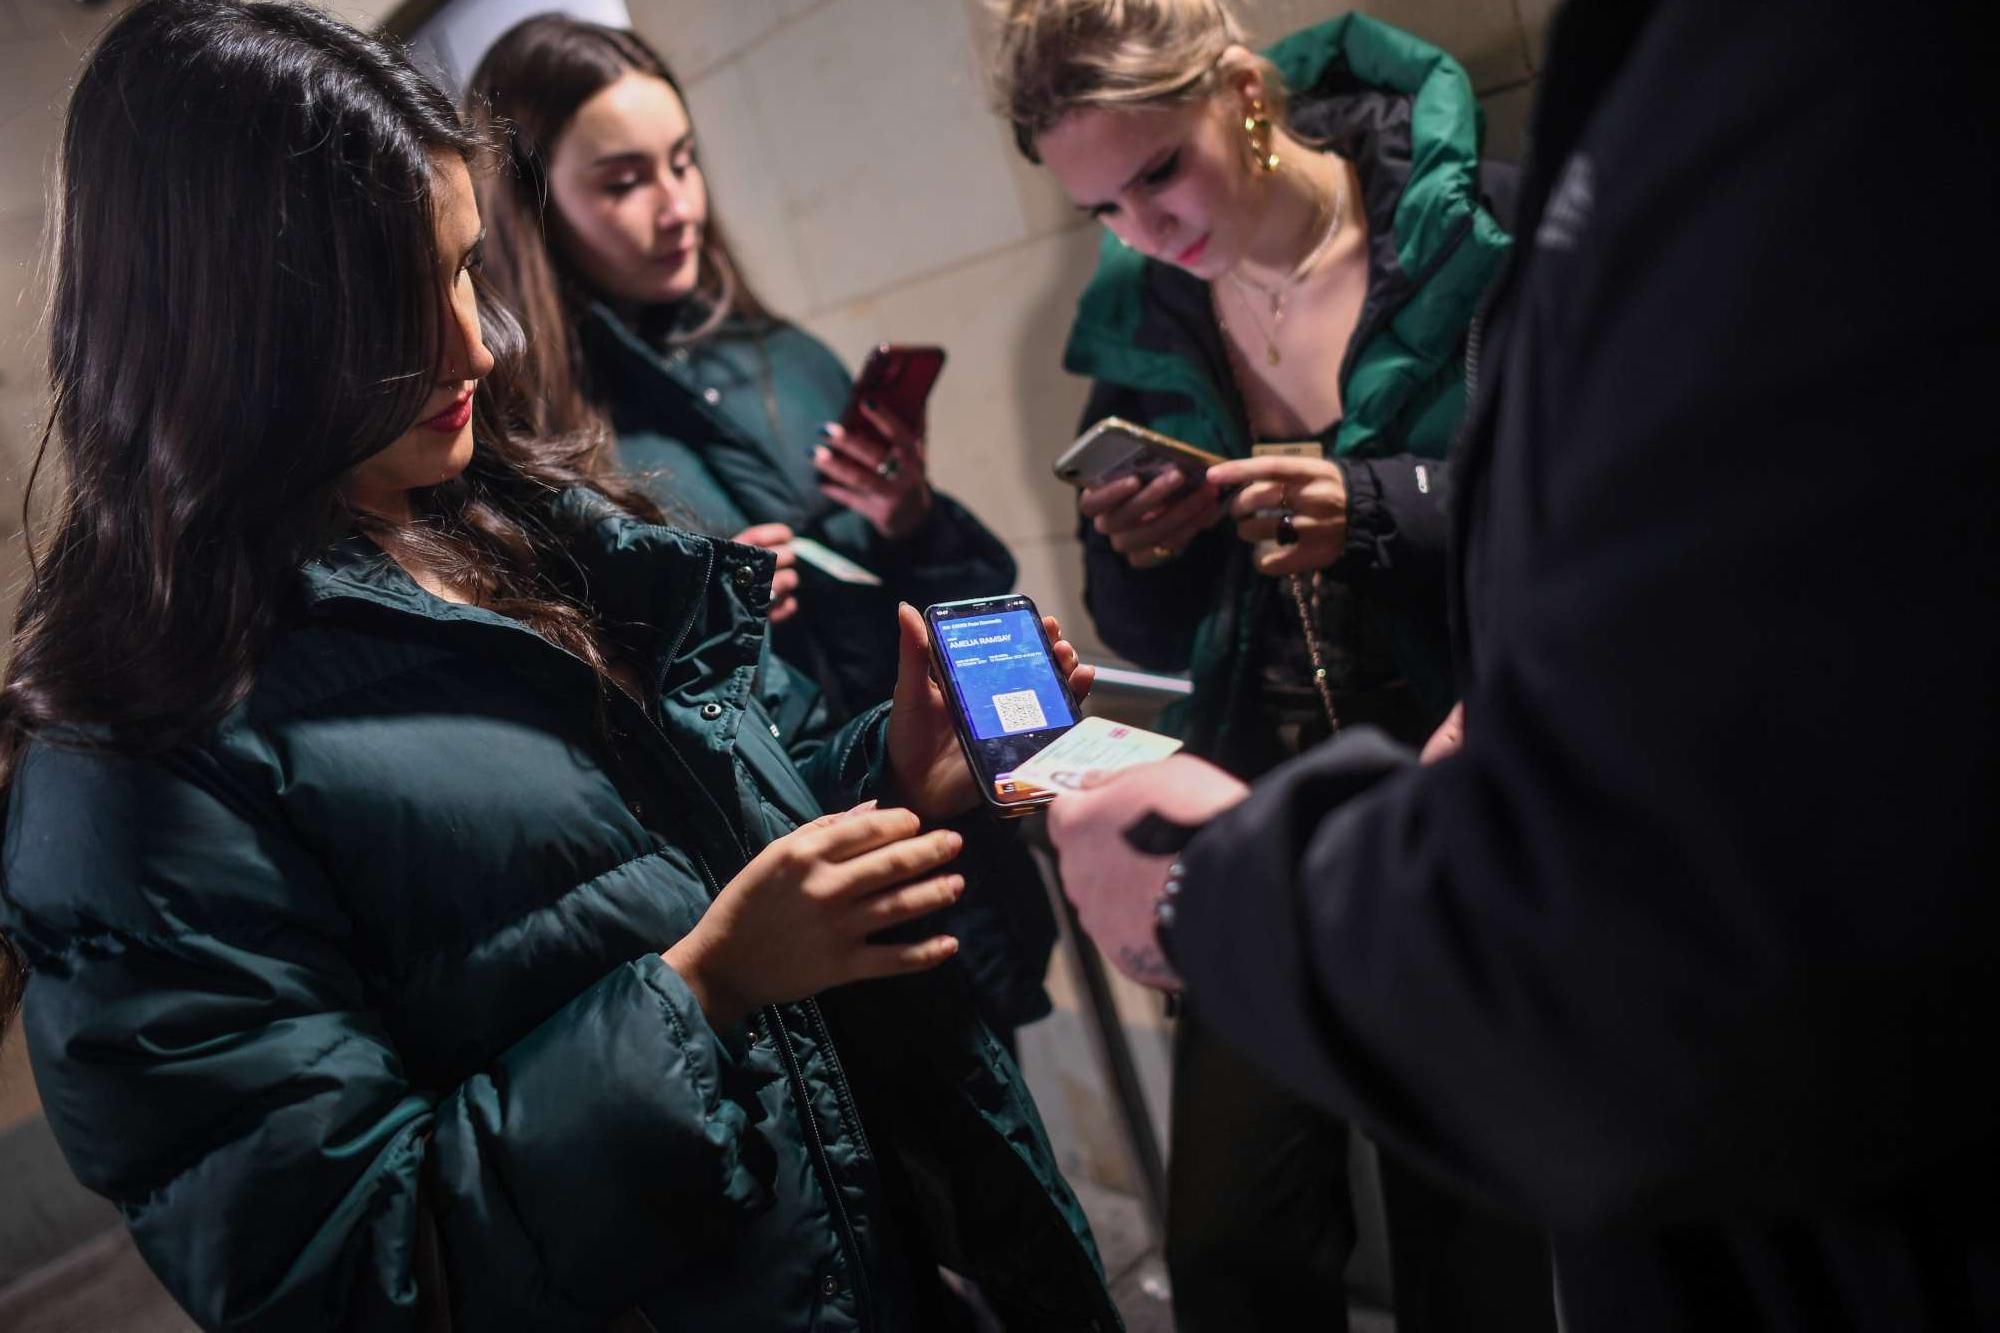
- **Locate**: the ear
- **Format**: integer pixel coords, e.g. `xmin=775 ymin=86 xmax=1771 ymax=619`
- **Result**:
xmin=1218 ymin=49 xmax=1266 ymax=109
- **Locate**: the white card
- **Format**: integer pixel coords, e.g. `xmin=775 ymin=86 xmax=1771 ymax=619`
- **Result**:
xmin=1008 ymin=715 xmax=1183 ymax=794
xmin=789 ymin=536 xmax=883 ymax=586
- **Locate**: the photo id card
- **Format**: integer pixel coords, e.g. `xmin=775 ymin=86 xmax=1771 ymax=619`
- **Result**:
xmin=1008 ymin=715 xmax=1183 ymax=795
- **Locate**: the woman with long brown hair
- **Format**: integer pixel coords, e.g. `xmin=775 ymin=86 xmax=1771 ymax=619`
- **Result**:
xmin=0 ymin=2 xmax=1113 ymax=1327
xmin=465 ymin=16 xmax=1061 ymax=1053
xmin=465 ymin=15 xmax=1017 ymax=722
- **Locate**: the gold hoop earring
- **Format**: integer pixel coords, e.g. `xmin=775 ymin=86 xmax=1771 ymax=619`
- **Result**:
xmin=1243 ymin=98 xmax=1279 ymax=174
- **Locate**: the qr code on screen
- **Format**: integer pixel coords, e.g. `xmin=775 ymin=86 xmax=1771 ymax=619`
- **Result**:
xmin=991 ymin=689 xmax=1048 ymax=734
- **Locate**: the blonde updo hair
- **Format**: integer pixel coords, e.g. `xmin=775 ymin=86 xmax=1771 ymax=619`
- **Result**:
xmin=989 ymin=0 xmax=1283 ymax=161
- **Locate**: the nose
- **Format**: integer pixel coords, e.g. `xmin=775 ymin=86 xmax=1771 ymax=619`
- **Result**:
xmin=657 ymin=180 xmax=696 ymax=232
xmin=1125 ymin=199 xmax=1178 ymax=259
xmin=443 ymin=289 xmax=494 ymax=384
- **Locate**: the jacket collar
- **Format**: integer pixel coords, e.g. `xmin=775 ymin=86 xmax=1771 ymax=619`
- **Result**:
xmin=296 ymin=489 xmax=775 ymax=660
xmin=1063 ymin=14 xmax=1511 ymax=457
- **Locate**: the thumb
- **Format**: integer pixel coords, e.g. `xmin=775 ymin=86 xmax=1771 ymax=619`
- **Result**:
xmin=892 ymin=603 xmax=935 ymax=712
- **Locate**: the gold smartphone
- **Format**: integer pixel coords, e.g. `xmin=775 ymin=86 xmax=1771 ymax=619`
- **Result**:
xmin=1052 ymin=416 xmax=1226 ymax=488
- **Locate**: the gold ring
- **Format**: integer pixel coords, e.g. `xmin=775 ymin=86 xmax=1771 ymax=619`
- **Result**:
xmin=1150 ymin=544 xmax=1174 ymax=561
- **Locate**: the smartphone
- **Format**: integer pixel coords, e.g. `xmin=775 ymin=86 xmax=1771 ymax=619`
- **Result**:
xmin=840 ymin=344 xmax=946 ymax=439
xmin=1052 ymin=416 xmax=1227 ymax=489
xmin=925 ymin=594 xmax=1081 ymax=817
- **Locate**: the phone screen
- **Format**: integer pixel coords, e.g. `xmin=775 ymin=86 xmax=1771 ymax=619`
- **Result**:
xmin=927 ymin=597 xmax=1077 ymax=811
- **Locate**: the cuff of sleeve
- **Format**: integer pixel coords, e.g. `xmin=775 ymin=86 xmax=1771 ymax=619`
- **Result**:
xmin=1334 ymin=458 xmax=1392 ymax=576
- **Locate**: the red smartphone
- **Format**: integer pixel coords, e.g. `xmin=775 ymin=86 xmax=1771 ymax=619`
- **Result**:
xmin=839 ymin=344 xmax=946 ymax=441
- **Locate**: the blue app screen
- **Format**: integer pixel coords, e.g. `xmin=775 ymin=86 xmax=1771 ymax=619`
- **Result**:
xmin=937 ymin=609 xmax=1075 ymax=741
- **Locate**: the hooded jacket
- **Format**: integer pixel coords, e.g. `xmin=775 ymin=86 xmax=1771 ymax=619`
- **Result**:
xmin=0 ymin=494 xmax=1117 ymax=1331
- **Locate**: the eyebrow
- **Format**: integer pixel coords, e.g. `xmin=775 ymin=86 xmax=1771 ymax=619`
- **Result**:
xmin=589 ymin=133 xmax=693 ymax=169
xmin=1074 ymin=147 xmax=1174 ymax=215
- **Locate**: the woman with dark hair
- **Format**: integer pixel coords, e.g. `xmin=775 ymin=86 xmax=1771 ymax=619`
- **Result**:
xmin=466 ymin=15 xmax=1016 ymax=722
xmin=0 ymin=2 xmax=1115 ymax=1328
xmin=464 ymin=15 xmax=1060 ymax=1050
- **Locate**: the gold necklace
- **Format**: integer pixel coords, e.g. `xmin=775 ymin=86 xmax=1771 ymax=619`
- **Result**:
xmin=1215 ymin=165 xmax=1348 ymax=367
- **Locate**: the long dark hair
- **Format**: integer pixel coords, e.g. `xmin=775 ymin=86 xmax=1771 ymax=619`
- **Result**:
xmin=465 ymin=15 xmax=777 ymax=436
xmin=0 ymin=932 xmax=21 ymax=1044
xmin=0 ymin=0 xmax=658 ymax=786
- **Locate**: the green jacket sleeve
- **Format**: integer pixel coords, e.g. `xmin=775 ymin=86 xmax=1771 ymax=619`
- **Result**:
xmin=754 ymin=637 xmax=892 ymax=813
xmin=2 ymin=743 xmax=773 ymax=1330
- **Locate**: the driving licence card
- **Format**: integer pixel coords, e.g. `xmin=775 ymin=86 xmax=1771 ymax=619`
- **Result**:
xmin=789 ymin=536 xmax=883 ymax=586
xmin=1009 ymin=715 xmax=1183 ymax=795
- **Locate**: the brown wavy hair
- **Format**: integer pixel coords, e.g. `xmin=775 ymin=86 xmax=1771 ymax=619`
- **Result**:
xmin=0 ymin=0 xmax=661 ymax=788
xmin=464 ymin=15 xmax=777 ymax=437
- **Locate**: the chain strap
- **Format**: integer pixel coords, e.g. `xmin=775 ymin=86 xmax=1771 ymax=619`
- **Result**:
xmin=1285 ymin=571 xmax=1340 ymax=733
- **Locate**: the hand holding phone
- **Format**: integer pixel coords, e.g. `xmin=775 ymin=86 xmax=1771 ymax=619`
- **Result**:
xmin=922 ymin=595 xmax=1086 ymax=817
xmin=817 ymin=344 xmax=948 ymax=540
xmin=1061 ymin=419 xmax=1228 ymax=571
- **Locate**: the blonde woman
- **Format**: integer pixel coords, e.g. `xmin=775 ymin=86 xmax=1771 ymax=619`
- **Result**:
xmin=993 ymin=4 xmax=1549 ymax=1330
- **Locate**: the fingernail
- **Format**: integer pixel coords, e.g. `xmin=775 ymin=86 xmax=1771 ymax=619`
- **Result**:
xmin=943 ymin=830 xmax=964 ymax=854
xmin=816 ymin=423 xmax=833 ymax=438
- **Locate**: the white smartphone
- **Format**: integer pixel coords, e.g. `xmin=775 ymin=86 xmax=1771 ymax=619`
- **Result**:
xmin=1052 ymin=416 xmax=1226 ymax=489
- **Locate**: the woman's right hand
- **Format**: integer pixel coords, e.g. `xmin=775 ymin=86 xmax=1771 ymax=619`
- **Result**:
xmin=661 ymin=806 xmax=965 ymax=1028
xmin=730 ymin=523 xmax=801 ymax=624
xmin=1078 ymin=469 xmax=1224 ymax=570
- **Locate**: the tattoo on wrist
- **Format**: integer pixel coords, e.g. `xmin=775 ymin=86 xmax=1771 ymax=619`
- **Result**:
xmin=1115 ymin=943 xmax=1181 ymax=990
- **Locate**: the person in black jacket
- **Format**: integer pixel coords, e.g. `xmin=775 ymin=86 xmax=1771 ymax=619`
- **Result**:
xmin=1045 ymin=0 xmax=1999 ymax=1327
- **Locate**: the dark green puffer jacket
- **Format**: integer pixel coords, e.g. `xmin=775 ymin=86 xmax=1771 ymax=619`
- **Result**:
xmin=0 ymin=494 xmax=1115 ymax=1331
xmin=1065 ymin=15 xmax=1511 ymax=771
xmin=587 ymin=309 xmax=1059 ymax=1036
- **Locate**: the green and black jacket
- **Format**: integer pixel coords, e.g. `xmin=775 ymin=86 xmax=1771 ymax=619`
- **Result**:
xmin=1066 ymin=15 xmax=1511 ymax=771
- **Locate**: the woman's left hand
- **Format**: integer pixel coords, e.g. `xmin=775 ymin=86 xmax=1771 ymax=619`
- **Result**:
xmin=1206 ymin=455 xmax=1349 ymax=577
xmin=815 ymin=400 xmax=935 ymax=540
xmin=885 ymin=603 xmax=1095 ymax=822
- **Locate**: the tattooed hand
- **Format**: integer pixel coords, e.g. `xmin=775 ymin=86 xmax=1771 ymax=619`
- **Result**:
xmin=1045 ymin=755 xmax=1249 ymax=993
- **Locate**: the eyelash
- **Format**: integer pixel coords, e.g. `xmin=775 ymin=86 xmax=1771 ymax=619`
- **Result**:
xmin=602 ymin=153 xmax=697 ymax=197
xmin=1092 ymin=150 xmax=1181 ymax=218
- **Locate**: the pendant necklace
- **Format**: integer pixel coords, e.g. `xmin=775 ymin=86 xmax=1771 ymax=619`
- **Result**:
xmin=1216 ymin=165 xmax=1348 ymax=367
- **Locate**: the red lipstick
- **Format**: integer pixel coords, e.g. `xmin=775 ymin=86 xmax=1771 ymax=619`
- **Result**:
xmin=1174 ymin=233 xmax=1210 ymax=266
xmin=419 ymin=390 xmax=472 ymax=434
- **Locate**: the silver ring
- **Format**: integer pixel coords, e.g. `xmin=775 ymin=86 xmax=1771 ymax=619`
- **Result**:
xmin=1275 ymin=511 xmax=1299 ymax=546
xmin=874 ymin=454 xmax=902 ymax=481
